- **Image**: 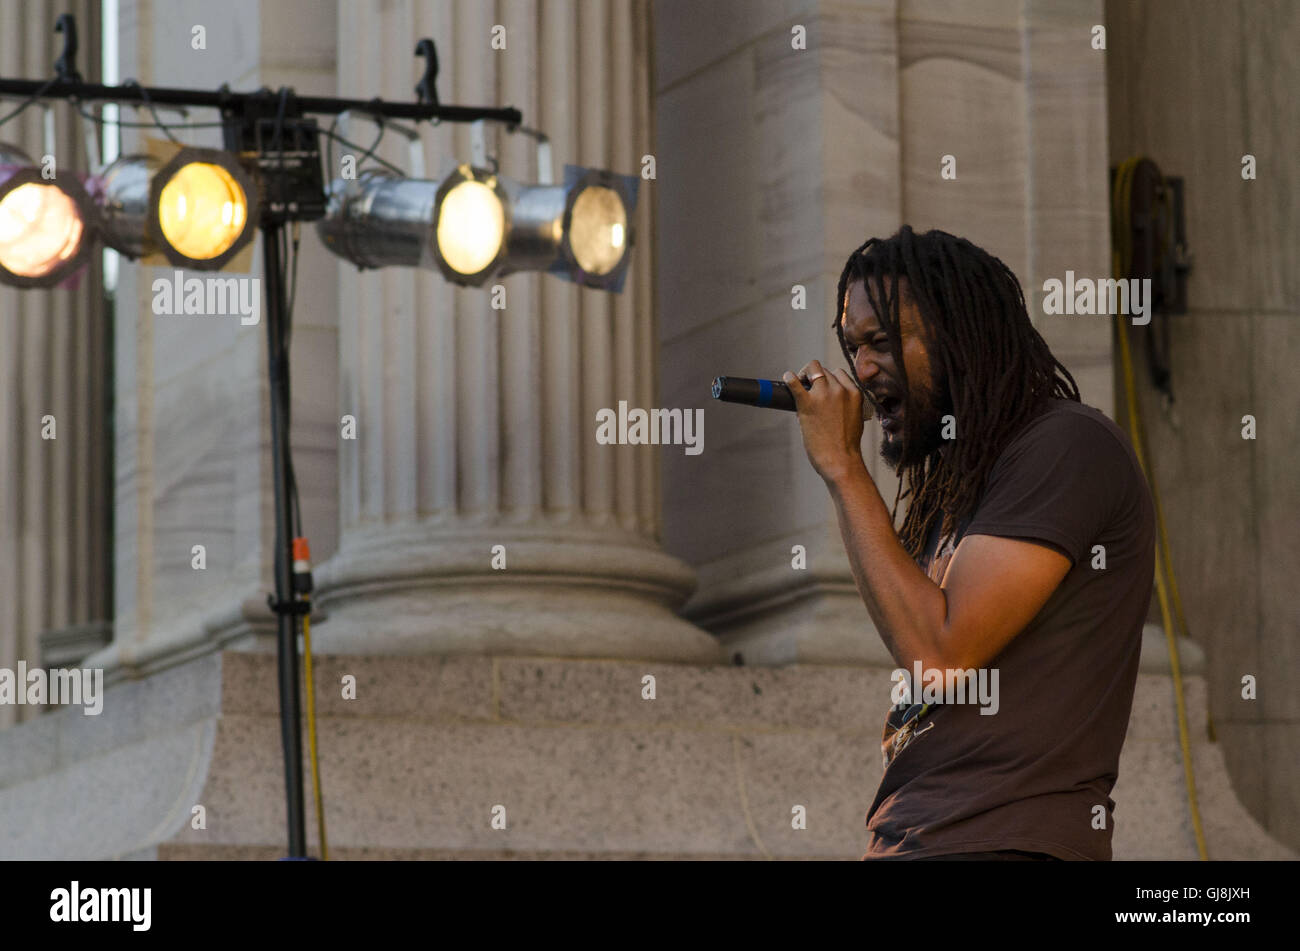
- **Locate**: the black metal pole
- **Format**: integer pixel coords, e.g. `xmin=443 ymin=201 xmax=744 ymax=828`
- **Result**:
xmin=261 ymin=220 xmax=307 ymax=858
xmin=0 ymin=76 xmax=521 ymax=126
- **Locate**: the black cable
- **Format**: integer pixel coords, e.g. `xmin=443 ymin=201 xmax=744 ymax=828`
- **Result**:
xmin=278 ymin=224 xmax=294 ymax=357
xmin=325 ymin=114 xmax=337 ymax=182
xmin=120 ymin=78 xmax=183 ymax=143
xmin=358 ymin=115 xmax=385 ymax=169
xmin=270 ymin=90 xmax=300 ymax=352
xmin=74 ymin=102 xmax=227 ymax=130
xmin=0 ymin=76 xmax=59 ymax=127
xmin=316 ymin=125 xmax=404 ymax=176
xmin=283 ymin=227 xmax=301 ymax=545
xmin=57 ymin=100 xmax=408 ymax=176
xmin=286 ymin=226 xmax=301 ymax=343
xmin=288 ymin=453 xmax=303 ymax=540
xmin=282 ymin=231 xmax=303 ymax=540
xmin=272 ymin=86 xmax=291 ymax=203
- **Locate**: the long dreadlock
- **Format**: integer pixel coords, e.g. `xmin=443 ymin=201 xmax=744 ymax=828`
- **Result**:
xmin=833 ymin=226 xmax=1081 ymax=560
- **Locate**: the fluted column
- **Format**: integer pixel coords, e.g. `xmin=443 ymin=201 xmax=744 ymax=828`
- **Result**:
xmin=313 ymin=0 xmax=718 ymax=661
xmin=0 ymin=0 xmax=110 ymax=727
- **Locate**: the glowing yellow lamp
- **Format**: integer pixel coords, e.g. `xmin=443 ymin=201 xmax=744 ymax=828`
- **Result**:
xmin=435 ymin=178 xmax=505 ymax=277
xmin=142 ymin=148 xmax=257 ymax=269
xmin=156 ymin=161 xmax=249 ymax=261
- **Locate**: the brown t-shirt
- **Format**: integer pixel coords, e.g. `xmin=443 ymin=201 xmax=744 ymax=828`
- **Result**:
xmin=863 ymin=398 xmax=1155 ymax=860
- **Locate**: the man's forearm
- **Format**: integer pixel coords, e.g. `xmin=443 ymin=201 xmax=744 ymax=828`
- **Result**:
xmin=823 ymin=458 xmax=950 ymax=670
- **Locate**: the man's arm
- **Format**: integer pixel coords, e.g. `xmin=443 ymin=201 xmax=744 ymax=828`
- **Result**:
xmin=825 ymin=463 xmax=1070 ymax=671
xmin=784 ymin=361 xmax=1071 ymax=672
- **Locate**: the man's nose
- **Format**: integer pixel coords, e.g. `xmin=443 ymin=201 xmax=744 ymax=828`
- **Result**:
xmin=854 ymin=351 xmax=880 ymax=382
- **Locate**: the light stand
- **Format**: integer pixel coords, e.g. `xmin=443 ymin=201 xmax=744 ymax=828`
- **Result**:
xmin=261 ymin=215 xmax=308 ymax=856
xmin=0 ymin=18 xmax=522 ymax=858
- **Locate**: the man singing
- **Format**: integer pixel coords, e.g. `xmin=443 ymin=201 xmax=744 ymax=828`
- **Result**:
xmin=783 ymin=226 xmax=1155 ymax=861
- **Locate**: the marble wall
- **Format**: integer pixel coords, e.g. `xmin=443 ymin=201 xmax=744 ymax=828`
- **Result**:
xmin=1105 ymin=0 xmax=1300 ymax=849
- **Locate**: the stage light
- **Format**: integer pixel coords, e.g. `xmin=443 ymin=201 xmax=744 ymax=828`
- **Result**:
xmin=96 ymin=153 xmax=159 ymax=258
xmin=148 ymin=148 xmax=257 ymax=269
xmin=435 ymin=172 xmax=506 ymax=279
xmin=431 ymin=165 xmax=508 ymax=285
xmin=317 ymin=162 xmax=637 ymax=292
xmin=316 ymin=164 xmax=510 ymax=287
xmin=316 ymin=171 xmax=444 ymax=271
xmin=569 ymin=186 xmax=625 ymax=275
xmin=95 ymin=147 xmax=259 ymax=270
xmin=156 ymin=162 xmax=246 ymax=259
xmin=0 ymin=144 xmax=93 ymax=288
xmin=561 ymin=169 xmax=634 ymax=286
xmin=498 ymin=164 xmax=637 ymax=290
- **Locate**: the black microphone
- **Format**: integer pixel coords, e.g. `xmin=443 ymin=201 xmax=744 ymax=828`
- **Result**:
xmin=711 ymin=374 xmax=877 ymax=418
xmin=710 ymin=375 xmax=806 ymax=412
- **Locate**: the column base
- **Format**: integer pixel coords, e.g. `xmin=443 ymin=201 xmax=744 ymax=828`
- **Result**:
xmin=311 ymin=523 xmax=722 ymax=663
xmin=688 ymin=571 xmax=894 ymax=667
xmin=681 ymin=533 xmax=893 ymax=666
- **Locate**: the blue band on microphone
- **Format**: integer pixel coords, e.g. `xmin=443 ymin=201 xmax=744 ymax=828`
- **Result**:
xmin=758 ymin=378 xmax=772 ymax=407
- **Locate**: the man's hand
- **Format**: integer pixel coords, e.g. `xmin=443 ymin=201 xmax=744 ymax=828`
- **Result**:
xmin=783 ymin=359 xmax=866 ymax=483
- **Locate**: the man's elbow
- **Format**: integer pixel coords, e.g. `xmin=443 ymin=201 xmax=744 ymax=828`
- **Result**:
xmin=929 ymin=615 xmax=990 ymax=673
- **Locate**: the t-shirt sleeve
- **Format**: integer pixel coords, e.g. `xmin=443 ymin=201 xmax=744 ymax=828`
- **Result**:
xmin=963 ymin=410 xmax=1133 ymax=565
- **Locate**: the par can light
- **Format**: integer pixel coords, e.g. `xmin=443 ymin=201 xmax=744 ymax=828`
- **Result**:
xmin=148 ymin=147 xmax=258 ymax=269
xmin=316 ymin=170 xmax=443 ymax=271
xmin=495 ymin=180 xmax=565 ymax=274
xmin=315 ymin=162 xmax=636 ymax=292
xmin=432 ymin=165 xmax=508 ymax=286
xmin=568 ymin=185 xmax=625 ymax=274
xmin=0 ymin=144 xmax=94 ymax=288
xmin=96 ymin=152 xmax=160 ymax=259
xmin=96 ymin=147 xmax=259 ymax=270
xmin=495 ymin=165 xmax=637 ymax=290
xmin=556 ymin=166 xmax=637 ymax=291
xmin=317 ymin=164 xmax=510 ymax=287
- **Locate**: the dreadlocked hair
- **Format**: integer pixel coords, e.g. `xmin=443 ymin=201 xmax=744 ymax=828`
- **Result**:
xmin=833 ymin=226 xmax=1081 ymax=561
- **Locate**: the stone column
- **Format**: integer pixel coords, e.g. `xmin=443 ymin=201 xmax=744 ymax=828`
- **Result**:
xmin=312 ymin=0 xmax=719 ymax=662
xmin=655 ymin=0 xmax=1113 ymax=665
xmin=83 ymin=0 xmax=340 ymax=679
xmin=0 ymin=0 xmax=109 ymax=727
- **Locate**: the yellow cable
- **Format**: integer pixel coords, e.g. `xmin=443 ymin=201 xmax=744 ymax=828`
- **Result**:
xmin=302 ymin=606 xmax=329 ymax=861
xmin=1112 ymin=157 xmax=1208 ymax=859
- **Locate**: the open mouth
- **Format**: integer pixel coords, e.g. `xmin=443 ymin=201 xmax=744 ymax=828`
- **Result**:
xmin=877 ymin=395 xmax=902 ymax=433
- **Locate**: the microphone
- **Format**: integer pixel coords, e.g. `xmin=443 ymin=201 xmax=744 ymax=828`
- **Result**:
xmin=711 ymin=374 xmax=876 ymax=418
xmin=711 ymin=375 xmax=803 ymax=411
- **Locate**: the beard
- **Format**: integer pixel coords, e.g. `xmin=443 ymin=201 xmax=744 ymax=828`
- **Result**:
xmin=880 ymin=368 xmax=951 ymax=470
